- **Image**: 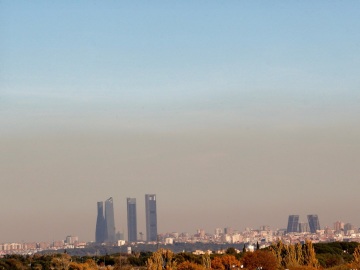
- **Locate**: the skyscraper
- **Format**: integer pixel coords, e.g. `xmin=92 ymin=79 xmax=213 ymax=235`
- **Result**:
xmin=127 ymin=198 xmax=137 ymax=242
xmin=95 ymin=201 xmax=106 ymax=243
xmin=287 ymin=215 xmax=299 ymax=233
xmin=307 ymin=214 xmax=320 ymax=233
xmin=105 ymin=197 xmax=116 ymax=242
xmin=145 ymin=194 xmax=157 ymax=242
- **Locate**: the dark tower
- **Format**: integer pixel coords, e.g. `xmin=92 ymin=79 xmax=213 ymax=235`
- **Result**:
xmin=287 ymin=215 xmax=299 ymax=233
xmin=307 ymin=214 xmax=320 ymax=233
xmin=145 ymin=194 xmax=157 ymax=242
xmin=105 ymin=197 xmax=116 ymax=242
xmin=95 ymin=201 xmax=106 ymax=243
xmin=127 ymin=198 xmax=137 ymax=242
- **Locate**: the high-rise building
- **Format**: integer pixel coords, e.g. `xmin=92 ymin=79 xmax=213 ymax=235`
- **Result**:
xmin=307 ymin=214 xmax=320 ymax=233
xmin=287 ymin=215 xmax=299 ymax=233
xmin=145 ymin=194 xmax=157 ymax=242
xmin=95 ymin=201 xmax=106 ymax=243
xmin=127 ymin=198 xmax=137 ymax=242
xmin=334 ymin=221 xmax=344 ymax=231
xmin=298 ymin=222 xmax=309 ymax=233
xmin=105 ymin=197 xmax=116 ymax=242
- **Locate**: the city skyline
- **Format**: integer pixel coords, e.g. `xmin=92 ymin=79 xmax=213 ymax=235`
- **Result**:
xmin=1 ymin=1 xmax=360 ymax=243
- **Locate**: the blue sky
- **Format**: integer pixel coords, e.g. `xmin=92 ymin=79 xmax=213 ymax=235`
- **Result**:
xmin=1 ymin=1 xmax=360 ymax=242
xmin=2 ymin=1 xmax=359 ymax=116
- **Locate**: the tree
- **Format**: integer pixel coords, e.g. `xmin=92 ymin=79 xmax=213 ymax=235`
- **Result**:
xmin=350 ymin=245 xmax=360 ymax=269
xmin=269 ymin=240 xmax=285 ymax=269
xmin=147 ymin=249 xmax=177 ymax=270
xmin=241 ymin=250 xmax=277 ymax=270
xmin=202 ymin=252 xmax=211 ymax=269
xmin=226 ymin=248 xmax=237 ymax=256
xmin=211 ymin=257 xmax=225 ymax=270
xmin=51 ymin=254 xmax=72 ymax=270
xmin=302 ymin=240 xmax=319 ymax=268
xmin=211 ymin=255 xmax=240 ymax=270
xmin=177 ymin=261 xmax=204 ymax=270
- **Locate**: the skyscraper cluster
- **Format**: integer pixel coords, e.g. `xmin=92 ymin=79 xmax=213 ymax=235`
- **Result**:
xmin=95 ymin=194 xmax=157 ymax=243
xmin=286 ymin=214 xmax=321 ymax=234
xmin=96 ymin=197 xmax=116 ymax=243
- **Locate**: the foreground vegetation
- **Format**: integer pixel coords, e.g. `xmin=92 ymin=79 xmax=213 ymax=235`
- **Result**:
xmin=0 ymin=241 xmax=359 ymax=270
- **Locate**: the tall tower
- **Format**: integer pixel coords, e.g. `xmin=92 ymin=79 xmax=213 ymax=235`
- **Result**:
xmin=307 ymin=214 xmax=320 ymax=233
xmin=145 ymin=194 xmax=157 ymax=242
xmin=95 ymin=201 xmax=106 ymax=243
xmin=127 ymin=198 xmax=137 ymax=242
xmin=287 ymin=215 xmax=299 ymax=233
xmin=105 ymin=197 xmax=116 ymax=242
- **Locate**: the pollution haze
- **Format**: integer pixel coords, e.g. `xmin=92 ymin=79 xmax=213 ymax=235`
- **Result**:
xmin=1 ymin=1 xmax=360 ymax=243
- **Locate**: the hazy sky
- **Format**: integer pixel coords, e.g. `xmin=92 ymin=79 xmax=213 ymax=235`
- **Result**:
xmin=1 ymin=1 xmax=360 ymax=243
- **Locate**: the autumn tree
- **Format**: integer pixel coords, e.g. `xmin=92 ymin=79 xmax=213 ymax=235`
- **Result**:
xmin=177 ymin=261 xmax=204 ymax=270
xmin=241 ymin=250 xmax=277 ymax=270
xmin=302 ymin=240 xmax=319 ymax=268
xmin=350 ymin=245 xmax=360 ymax=269
xmin=269 ymin=240 xmax=285 ymax=269
xmin=211 ymin=256 xmax=226 ymax=270
xmin=147 ymin=249 xmax=177 ymax=270
xmin=211 ymin=255 xmax=240 ymax=270
xmin=202 ymin=252 xmax=211 ymax=269
xmin=51 ymin=254 xmax=72 ymax=270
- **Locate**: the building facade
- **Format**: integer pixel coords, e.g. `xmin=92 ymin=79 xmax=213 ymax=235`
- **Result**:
xmin=287 ymin=215 xmax=299 ymax=233
xmin=307 ymin=214 xmax=320 ymax=233
xmin=127 ymin=198 xmax=137 ymax=242
xmin=145 ymin=194 xmax=158 ymax=242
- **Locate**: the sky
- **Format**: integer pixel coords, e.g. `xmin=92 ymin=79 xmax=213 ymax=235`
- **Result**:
xmin=1 ymin=1 xmax=360 ymax=243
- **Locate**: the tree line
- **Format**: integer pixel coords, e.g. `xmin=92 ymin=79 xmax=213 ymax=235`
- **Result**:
xmin=0 ymin=241 xmax=359 ymax=270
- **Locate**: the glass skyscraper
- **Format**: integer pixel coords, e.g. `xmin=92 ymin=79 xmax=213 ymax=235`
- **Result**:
xmin=307 ymin=214 xmax=320 ymax=233
xmin=287 ymin=215 xmax=300 ymax=233
xmin=145 ymin=194 xmax=157 ymax=242
xmin=127 ymin=198 xmax=137 ymax=242
xmin=105 ymin=197 xmax=116 ymax=242
xmin=95 ymin=201 xmax=106 ymax=243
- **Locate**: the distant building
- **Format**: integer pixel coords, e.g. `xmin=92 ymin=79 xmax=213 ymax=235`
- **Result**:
xmin=65 ymin=235 xmax=78 ymax=244
xmin=298 ymin=222 xmax=309 ymax=233
xmin=287 ymin=215 xmax=299 ymax=233
xmin=116 ymin=231 xmax=125 ymax=241
xmin=105 ymin=197 xmax=116 ymax=242
xmin=344 ymin=223 xmax=354 ymax=235
xmin=145 ymin=194 xmax=158 ymax=242
xmin=95 ymin=201 xmax=106 ymax=243
xmin=224 ymin=227 xmax=233 ymax=235
xmin=215 ymin=228 xmax=223 ymax=236
xmin=307 ymin=214 xmax=320 ymax=233
xmin=127 ymin=198 xmax=137 ymax=242
xmin=334 ymin=221 xmax=344 ymax=232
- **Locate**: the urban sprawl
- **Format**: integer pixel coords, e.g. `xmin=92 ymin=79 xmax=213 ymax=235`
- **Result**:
xmin=1 ymin=195 xmax=359 ymax=256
